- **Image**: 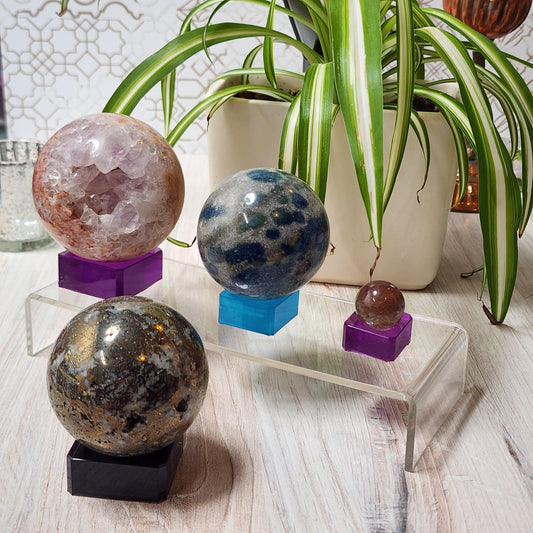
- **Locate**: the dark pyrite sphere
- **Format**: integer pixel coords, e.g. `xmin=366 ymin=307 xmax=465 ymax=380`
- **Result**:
xmin=197 ymin=168 xmax=330 ymax=299
xmin=355 ymin=280 xmax=405 ymax=330
xmin=47 ymin=296 xmax=208 ymax=456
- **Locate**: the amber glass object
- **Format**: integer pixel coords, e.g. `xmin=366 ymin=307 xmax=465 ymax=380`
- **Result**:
xmin=445 ymin=0 xmax=532 ymax=213
xmin=451 ymin=158 xmax=479 ymax=213
xmin=442 ymin=0 xmax=532 ymax=39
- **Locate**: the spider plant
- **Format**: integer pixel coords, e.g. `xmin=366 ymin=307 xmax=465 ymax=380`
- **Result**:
xmin=58 ymin=0 xmax=533 ymax=324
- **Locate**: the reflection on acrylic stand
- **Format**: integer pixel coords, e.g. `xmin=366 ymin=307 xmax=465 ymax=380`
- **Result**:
xmin=25 ymin=124 xmax=468 ymax=475
xmin=26 ymin=259 xmax=468 ymax=472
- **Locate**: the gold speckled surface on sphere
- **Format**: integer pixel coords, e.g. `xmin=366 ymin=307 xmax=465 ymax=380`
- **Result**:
xmin=47 ymin=296 xmax=208 ymax=456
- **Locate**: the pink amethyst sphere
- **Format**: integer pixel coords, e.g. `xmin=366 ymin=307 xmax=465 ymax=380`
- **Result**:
xmin=33 ymin=113 xmax=185 ymax=261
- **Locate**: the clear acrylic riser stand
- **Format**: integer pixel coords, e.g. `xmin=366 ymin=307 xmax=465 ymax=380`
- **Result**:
xmin=26 ymin=258 xmax=468 ymax=472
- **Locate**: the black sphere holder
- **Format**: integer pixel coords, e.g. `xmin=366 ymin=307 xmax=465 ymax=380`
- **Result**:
xmin=67 ymin=438 xmax=183 ymax=502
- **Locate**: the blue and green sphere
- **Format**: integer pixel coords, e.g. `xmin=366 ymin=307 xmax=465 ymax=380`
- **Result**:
xmin=197 ymin=168 xmax=330 ymax=299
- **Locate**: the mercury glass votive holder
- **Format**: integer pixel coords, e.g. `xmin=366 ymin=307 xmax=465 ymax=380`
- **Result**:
xmin=0 ymin=140 xmax=52 ymax=252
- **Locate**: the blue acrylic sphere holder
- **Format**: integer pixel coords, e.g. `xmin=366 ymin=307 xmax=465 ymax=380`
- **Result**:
xmin=218 ymin=290 xmax=299 ymax=335
xmin=26 ymin=259 xmax=468 ymax=473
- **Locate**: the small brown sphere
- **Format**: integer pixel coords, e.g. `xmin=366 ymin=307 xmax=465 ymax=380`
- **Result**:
xmin=355 ymin=280 xmax=405 ymax=330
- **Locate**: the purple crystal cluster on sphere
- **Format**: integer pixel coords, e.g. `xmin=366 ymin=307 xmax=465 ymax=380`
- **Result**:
xmin=33 ymin=113 xmax=185 ymax=261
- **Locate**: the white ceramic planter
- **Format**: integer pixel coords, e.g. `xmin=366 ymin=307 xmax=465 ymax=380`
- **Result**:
xmin=207 ymin=77 xmax=458 ymax=289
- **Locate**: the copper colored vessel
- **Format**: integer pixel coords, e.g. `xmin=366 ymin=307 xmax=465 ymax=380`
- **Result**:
xmin=445 ymin=0 xmax=532 ymax=213
xmin=442 ymin=0 xmax=532 ymax=39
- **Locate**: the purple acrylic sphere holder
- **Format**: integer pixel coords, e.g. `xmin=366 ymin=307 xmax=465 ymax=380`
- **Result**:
xmin=25 ymin=259 xmax=468 ymax=472
xmin=343 ymin=312 xmax=413 ymax=362
xmin=218 ymin=290 xmax=299 ymax=335
xmin=58 ymin=248 xmax=163 ymax=298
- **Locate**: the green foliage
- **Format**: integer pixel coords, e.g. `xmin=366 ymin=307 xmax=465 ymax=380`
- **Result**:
xmin=59 ymin=0 xmax=533 ymax=323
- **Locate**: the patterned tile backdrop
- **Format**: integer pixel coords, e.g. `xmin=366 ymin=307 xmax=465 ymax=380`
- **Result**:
xmin=0 ymin=0 xmax=531 ymax=153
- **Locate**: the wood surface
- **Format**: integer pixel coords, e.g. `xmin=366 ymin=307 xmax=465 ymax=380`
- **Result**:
xmin=1 ymin=156 xmax=532 ymax=532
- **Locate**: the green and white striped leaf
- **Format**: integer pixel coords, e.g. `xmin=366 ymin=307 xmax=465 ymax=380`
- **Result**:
xmin=501 ymin=51 xmax=533 ymax=70
xmin=383 ymin=0 xmax=415 ymax=208
xmin=297 ymin=62 xmax=333 ymax=201
xmin=411 ymin=3 xmax=434 ymax=28
xmin=412 ymin=84 xmax=471 ymax=205
xmin=413 ymin=85 xmax=475 ymax=148
xmin=102 ymin=23 xmax=322 ymax=116
xmin=279 ymin=94 xmax=301 ymax=175
xmin=263 ymin=0 xmax=277 ymax=88
xmin=205 ymin=67 xmax=300 ymax=118
xmin=330 ymin=0 xmax=384 ymax=248
xmin=301 ymin=0 xmax=332 ymax=61
xmin=380 ymin=0 xmax=393 ymax=18
xmin=435 ymin=107 xmax=470 ymax=207
xmin=241 ymin=45 xmax=264 ymax=84
xmin=166 ymin=83 xmax=294 ymax=146
xmin=476 ymin=67 xmax=527 ymax=221
xmin=59 ymin=0 xmax=69 ymax=15
xmin=161 ymin=72 xmax=176 ymax=137
xmin=478 ymin=68 xmax=520 ymax=160
xmin=426 ymin=8 xmax=533 ymax=237
xmin=180 ymin=0 xmax=322 ymax=36
xmin=383 ymin=101 xmax=432 ymax=199
xmin=417 ymin=25 xmax=521 ymax=323
xmin=381 ymin=15 xmax=397 ymax=41
xmin=408 ymin=109 xmax=430 ymax=197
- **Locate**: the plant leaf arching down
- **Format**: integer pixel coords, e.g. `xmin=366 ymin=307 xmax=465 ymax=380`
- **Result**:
xmin=58 ymin=0 xmax=533 ymax=324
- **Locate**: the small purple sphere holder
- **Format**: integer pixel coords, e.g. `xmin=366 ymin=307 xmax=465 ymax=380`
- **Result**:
xmin=58 ymin=248 xmax=163 ymax=298
xmin=342 ymin=312 xmax=413 ymax=362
